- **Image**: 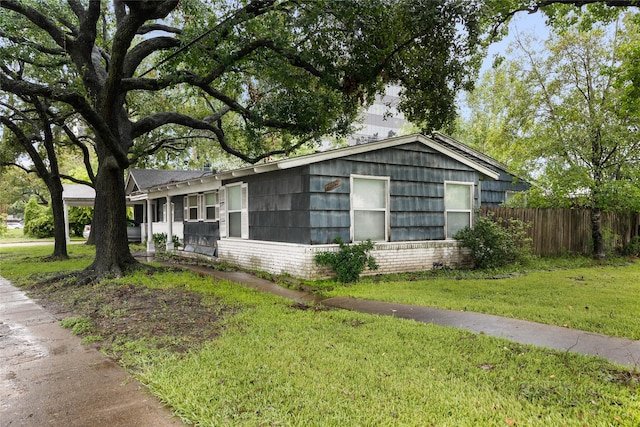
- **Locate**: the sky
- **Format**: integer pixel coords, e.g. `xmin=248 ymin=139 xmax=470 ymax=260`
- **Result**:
xmin=481 ymin=11 xmax=550 ymax=77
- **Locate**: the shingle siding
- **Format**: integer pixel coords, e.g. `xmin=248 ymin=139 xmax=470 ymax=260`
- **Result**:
xmin=230 ymin=142 xmax=487 ymax=245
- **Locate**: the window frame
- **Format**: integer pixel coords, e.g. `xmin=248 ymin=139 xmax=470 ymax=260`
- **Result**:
xmin=220 ymin=182 xmax=248 ymax=239
xmin=350 ymin=174 xmax=390 ymax=242
xmin=183 ymin=194 xmax=200 ymax=222
xmin=444 ymin=181 xmax=474 ymax=239
xmin=204 ymin=191 xmax=219 ymax=222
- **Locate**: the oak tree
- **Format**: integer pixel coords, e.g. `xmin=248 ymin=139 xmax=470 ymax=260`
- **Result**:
xmin=1 ymin=0 xmax=487 ymax=278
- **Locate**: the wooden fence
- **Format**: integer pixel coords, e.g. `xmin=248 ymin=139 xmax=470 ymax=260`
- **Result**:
xmin=479 ymin=207 xmax=640 ymax=257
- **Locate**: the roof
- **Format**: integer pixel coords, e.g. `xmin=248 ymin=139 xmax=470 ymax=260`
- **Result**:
xmin=126 ymin=169 xmax=213 ymax=194
xmin=209 ymin=133 xmax=501 ymax=181
xmin=430 ymin=132 xmax=510 ymax=172
xmin=132 ymin=133 xmax=503 ymax=196
xmin=62 ymin=184 xmax=95 ymax=207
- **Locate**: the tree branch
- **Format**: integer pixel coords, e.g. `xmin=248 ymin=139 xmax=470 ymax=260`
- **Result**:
xmin=491 ymin=0 xmax=640 ymax=38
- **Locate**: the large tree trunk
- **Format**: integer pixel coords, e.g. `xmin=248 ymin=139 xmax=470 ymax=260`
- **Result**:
xmin=85 ymin=156 xmax=138 ymax=277
xmin=591 ymin=206 xmax=606 ymax=260
xmin=48 ymin=179 xmax=68 ymax=260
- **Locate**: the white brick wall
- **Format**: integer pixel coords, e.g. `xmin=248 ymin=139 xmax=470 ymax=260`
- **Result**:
xmin=217 ymin=239 xmax=472 ymax=280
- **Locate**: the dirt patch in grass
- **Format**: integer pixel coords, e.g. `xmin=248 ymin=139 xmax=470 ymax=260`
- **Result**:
xmin=23 ymin=272 xmax=234 ymax=358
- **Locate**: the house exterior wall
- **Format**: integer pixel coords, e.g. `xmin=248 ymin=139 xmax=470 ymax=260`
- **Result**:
xmin=480 ymin=171 xmax=529 ymax=207
xmin=183 ymin=221 xmax=219 ymax=256
xmin=217 ymin=239 xmax=472 ymax=280
xmin=432 ymin=136 xmax=530 ymax=207
xmin=228 ymin=142 xmax=481 ymax=245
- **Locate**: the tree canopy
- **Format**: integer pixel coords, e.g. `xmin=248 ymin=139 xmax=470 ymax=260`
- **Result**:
xmin=0 ymin=0 xmax=490 ymax=278
xmin=456 ymin=10 xmax=640 ymax=258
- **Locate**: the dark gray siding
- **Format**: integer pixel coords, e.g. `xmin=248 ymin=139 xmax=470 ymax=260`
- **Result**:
xmin=232 ymin=169 xmax=312 ymax=243
xmin=307 ymin=142 xmax=479 ymax=244
xmin=222 ymin=142 xmax=505 ymax=245
xmin=480 ymin=171 xmax=529 ymax=207
xmin=183 ymin=221 xmax=219 ymax=256
xmin=433 ymin=138 xmax=530 ymax=206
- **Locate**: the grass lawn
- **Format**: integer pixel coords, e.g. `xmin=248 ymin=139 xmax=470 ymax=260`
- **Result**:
xmin=317 ymin=259 xmax=640 ymax=340
xmin=0 ymin=228 xmax=85 ymax=244
xmin=0 ymin=246 xmax=638 ymax=426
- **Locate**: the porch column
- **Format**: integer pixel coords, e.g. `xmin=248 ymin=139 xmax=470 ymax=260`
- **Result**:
xmin=63 ymin=202 xmax=70 ymax=244
xmin=166 ymin=196 xmax=174 ymax=251
xmin=146 ymin=199 xmax=155 ymax=253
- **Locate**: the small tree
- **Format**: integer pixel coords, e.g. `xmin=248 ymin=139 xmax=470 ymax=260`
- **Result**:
xmin=315 ymin=238 xmax=378 ymax=283
xmin=455 ymin=213 xmax=532 ymax=269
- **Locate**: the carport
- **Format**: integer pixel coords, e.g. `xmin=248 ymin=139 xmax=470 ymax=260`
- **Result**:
xmin=62 ymin=184 xmax=95 ymax=243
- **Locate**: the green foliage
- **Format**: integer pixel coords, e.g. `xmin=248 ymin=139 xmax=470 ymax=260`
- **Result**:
xmin=24 ymin=215 xmax=54 ymax=238
xmin=68 ymin=207 xmax=92 ymax=237
xmin=23 ymin=197 xmax=45 ymax=228
xmin=153 ymin=233 xmax=181 ymax=251
xmin=314 ymin=238 xmax=378 ymax=283
xmin=455 ymin=213 xmax=532 ymax=269
xmin=0 ymin=214 xmax=7 ymax=236
xmin=23 ymin=197 xmax=54 ymax=238
xmin=622 ymin=236 xmax=640 ymax=257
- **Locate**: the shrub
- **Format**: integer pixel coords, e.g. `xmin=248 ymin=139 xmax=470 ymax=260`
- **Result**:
xmin=0 ymin=214 xmax=7 ymax=236
xmin=69 ymin=207 xmax=93 ymax=237
xmin=23 ymin=197 xmax=45 ymax=228
xmin=24 ymin=214 xmax=55 ymax=238
xmin=153 ymin=232 xmax=181 ymax=250
xmin=455 ymin=213 xmax=532 ymax=269
xmin=314 ymin=238 xmax=378 ymax=283
xmin=622 ymin=236 xmax=640 ymax=257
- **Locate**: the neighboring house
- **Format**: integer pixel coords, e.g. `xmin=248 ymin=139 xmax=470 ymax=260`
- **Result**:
xmin=125 ymin=133 xmax=529 ymax=279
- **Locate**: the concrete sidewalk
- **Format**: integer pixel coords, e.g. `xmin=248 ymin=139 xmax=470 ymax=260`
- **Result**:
xmin=204 ymin=269 xmax=640 ymax=369
xmin=0 ymin=277 xmax=182 ymax=427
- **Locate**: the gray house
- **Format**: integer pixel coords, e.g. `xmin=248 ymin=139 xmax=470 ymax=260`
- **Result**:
xmin=126 ymin=133 xmax=528 ymax=279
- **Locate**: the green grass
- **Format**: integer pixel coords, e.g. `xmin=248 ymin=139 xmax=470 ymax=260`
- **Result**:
xmin=0 ymin=228 xmax=85 ymax=244
xmin=320 ymin=259 xmax=640 ymax=340
xmin=0 ymin=244 xmax=95 ymax=282
xmin=1 ymin=250 xmax=639 ymax=425
xmin=129 ymin=273 xmax=638 ymax=427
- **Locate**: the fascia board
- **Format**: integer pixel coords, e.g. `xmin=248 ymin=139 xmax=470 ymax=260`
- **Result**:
xmin=419 ymin=136 xmax=500 ymax=180
xmin=276 ymin=135 xmax=419 ymax=170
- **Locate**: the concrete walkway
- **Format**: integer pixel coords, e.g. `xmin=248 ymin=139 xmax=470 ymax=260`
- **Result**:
xmin=200 ymin=268 xmax=640 ymax=369
xmin=0 ymin=277 xmax=182 ymax=427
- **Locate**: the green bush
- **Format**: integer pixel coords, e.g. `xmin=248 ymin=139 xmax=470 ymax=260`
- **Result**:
xmin=23 ymin=197 xmax=54 ymax=238
xmin=455 ymin=213 xmax=532 ymax=269
xmin=23 ymin=197 xmax=45 ymax=229
xmin=314 ymin=238 xmax=378 ymax=283
xmin=0 ymin=214 xmax=7 ymax=236
xmin=622 ymin=236 xmax=640 ymax=257
xmin=69 ymin=207 xmax=93 ymax=237
xmin=24 ymin=214 xmax=55 ymax=238
xmin=153 ymin=232 xmax=181 ymax=250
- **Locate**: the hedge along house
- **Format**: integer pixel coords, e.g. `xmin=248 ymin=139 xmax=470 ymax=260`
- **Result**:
xmin=125 ymin=133 xmax=529 ymax=279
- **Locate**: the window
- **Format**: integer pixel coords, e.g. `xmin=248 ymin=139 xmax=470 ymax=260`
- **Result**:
xmin=155 ymin=198 xmax=166 ymax=222
xmin=351 ymin=175 xmax=389 ymax=242
xmin=204 ymin=192 xmax=219 ymax=221
xmin=220 ymin=183 xmax=248 ymax=238
xmin=184 ymin=195 xmax=199 ymax=221
xmin=445 ymin=182 xmax=473 ymax=239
